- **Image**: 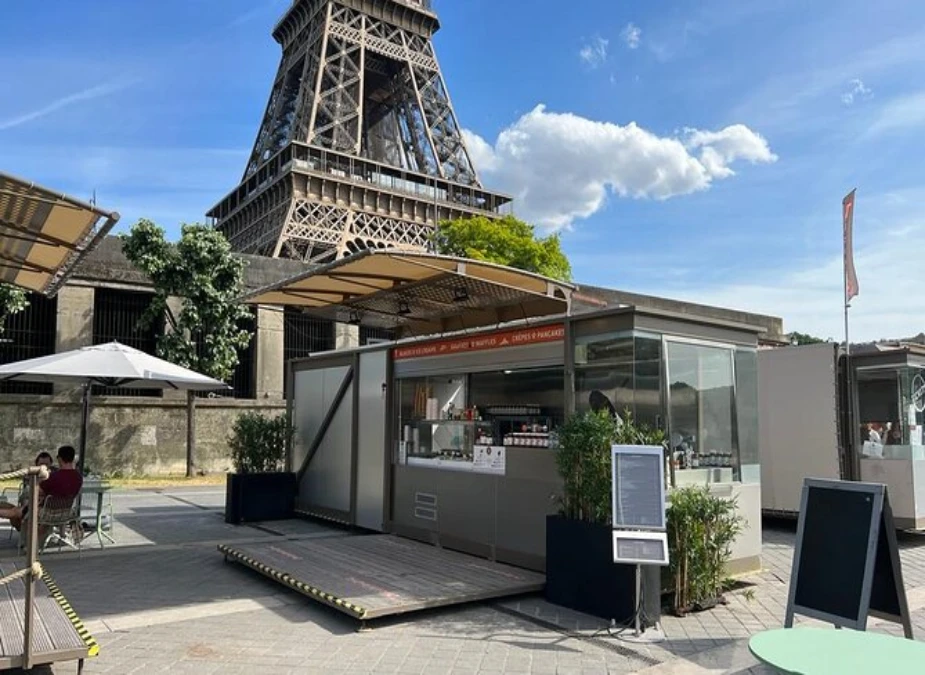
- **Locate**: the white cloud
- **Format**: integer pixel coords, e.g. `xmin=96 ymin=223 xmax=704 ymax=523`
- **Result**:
xmin=465 ymin=105 xmax=776 ymax=230
xmin=621 ymin=23 xmax=642 ymax=50
xmin=0 ymin=79 xmax=133 ymax=131
xmin=579 ymin=36 xmax=608 ymax=68
xmin=867 ymin=90 xmax=925 ymax=135
xmin=841 ymin=78 xmax=873 ymax=106
xmin=684 ymin=125 xmax=779 ymax=179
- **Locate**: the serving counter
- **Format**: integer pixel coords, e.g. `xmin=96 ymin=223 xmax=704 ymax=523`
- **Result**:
xmin=860 ymin=451 xmax=925 ymax=530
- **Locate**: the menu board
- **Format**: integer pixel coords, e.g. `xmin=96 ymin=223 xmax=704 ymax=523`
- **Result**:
xmin=473 ymin=445 xmax=506 ymax=474
xmin=611 ymin=445 xmax=666 ymax=531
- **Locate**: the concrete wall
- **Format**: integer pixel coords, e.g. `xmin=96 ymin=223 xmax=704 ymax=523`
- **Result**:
xmin=0 ymin=394 xmax=285 ymax=476
xmin=576 ymin=285 xmax=785 ymax=342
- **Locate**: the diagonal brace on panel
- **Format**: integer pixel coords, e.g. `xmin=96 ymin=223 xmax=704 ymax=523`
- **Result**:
xmin=297 ymin=365 xmax=355 ymax=481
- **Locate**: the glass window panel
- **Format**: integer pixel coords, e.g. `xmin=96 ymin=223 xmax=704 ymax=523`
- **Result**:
xmin=735 ymin=349 xmax=759 ymax=483
xmin=857 ymin=368 xmax=899 ymax=457
xmin=666 ymin=341 xmax=738 ymax=482
xmin=634 ymin=336 xmax=663 ymax=429
xmin=575 ymin=335 xmax=634 ymax=418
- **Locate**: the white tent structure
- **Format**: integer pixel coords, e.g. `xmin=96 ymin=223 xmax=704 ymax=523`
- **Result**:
xmin=0 ymin=342 xmax=227 ymax=471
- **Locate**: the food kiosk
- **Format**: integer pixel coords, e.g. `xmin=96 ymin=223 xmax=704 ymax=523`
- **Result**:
xmin=287 ymin=309 xmax=763 ymax=574
xmin=854 ymin=343 xmax=925 ymax=529
xmin=759 ymin=341 xmax=925 ymax=530
xmin=246 ymin=250 xmax=764 ymax=574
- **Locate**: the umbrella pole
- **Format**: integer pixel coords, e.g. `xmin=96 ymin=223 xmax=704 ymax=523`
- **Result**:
xmin=186 ymin=391 xmax=196 ymax=478
xmin=78 ymin=382 xmax=91 ymax=475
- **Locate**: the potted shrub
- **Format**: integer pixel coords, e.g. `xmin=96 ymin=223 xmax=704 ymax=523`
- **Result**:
xmin=546 ymin=409 xmax=666 ymax=622
xmin=666 ymin=486 xmax=743 ymax=615
xmin=225 ymin=412 xmax=297 ymax=524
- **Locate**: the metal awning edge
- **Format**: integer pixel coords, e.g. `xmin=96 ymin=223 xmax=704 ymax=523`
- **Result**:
xmin=0 ymin=171 xmax=121 ymax=296
xmin=238 ymin=249 xmax=575 ymax=305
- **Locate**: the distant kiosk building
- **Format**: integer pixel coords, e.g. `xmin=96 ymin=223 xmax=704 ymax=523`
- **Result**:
xmin=207 ymin=0 xmax=510 ymax=262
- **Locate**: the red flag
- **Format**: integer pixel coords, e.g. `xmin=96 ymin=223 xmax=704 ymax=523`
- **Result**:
xmin=843 ymin=189 xmax=858 ymax=302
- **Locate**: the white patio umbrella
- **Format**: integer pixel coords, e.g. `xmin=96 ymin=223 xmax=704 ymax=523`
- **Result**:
xmin=0 ymin=341 xmax=228 ymax=472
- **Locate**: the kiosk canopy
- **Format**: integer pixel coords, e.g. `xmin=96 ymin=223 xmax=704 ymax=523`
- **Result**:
xmin=0 ymin=172 xmax=119 ymax=296
xmin=241 ymin=250 xmax=574 ymax=336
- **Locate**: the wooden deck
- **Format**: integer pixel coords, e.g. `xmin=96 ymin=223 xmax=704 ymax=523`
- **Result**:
xmin=219 ymin=535 xmax=546 ymax=621
xmin=0 ymin=562 xmax=97 ymax=671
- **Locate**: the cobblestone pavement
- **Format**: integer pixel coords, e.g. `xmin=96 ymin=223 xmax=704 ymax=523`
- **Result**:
xmin=3 ymin=492 xmax=925 ymax=674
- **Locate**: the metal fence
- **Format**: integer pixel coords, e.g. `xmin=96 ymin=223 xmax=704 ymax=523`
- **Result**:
xmin=360 ymin=326 xmax=396 ymax=345
xmin=197 ymin=308 xmax=257 ymax=400
xmin=284 ymin=309 xmax=334 ymax=397
xmin=92 ymin=289 xmax=162 ymax=397
xmin=0 ymin=293 xmax=57 ymax=395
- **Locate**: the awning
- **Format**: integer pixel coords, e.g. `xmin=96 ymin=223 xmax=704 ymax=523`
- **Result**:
xmin=0 ymin=171 xmax=120 ymax=296
xmin=241 ymin=250 xmax=574 ymax=336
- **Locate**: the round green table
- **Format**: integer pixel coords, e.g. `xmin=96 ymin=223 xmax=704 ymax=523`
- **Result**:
xmin=749 ymin=627 xmax=925 ymax=674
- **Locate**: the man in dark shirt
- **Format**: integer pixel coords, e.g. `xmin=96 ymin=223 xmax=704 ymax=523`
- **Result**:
xmin=0 ymin=445 xmax=83 ymax=531
xmin=40 ymin=445 xmax=83 ymax=500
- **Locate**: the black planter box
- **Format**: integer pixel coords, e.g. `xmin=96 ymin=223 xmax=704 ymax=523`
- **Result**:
xmin=545 ymin=515 xmax=660 ymax=624
xmin=225 ymin=472 xmax=297 ymax=525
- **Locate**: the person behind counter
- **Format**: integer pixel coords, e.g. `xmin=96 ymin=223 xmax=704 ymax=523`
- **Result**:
xmin=887 ymin=422 xmax=902 ymax=446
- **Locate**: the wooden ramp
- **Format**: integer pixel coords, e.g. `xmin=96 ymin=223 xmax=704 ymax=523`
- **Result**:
xmin=219 ymin=535 xmax=545 ymax=621
xmin=0 ymin=562 xmax=98 ymax=671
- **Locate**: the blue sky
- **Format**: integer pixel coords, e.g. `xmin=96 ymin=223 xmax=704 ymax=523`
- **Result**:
xmin=3 ymin=0 xmax=925 ymax=341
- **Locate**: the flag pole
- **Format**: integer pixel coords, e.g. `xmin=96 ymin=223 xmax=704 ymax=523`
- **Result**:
xmin=844 ymin=237 xmax=852 ymax=479
xmin=843 ymin=188 xmax=858 ymax=480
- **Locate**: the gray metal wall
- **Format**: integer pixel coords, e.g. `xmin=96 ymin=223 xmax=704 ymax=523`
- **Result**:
xmin=759 ymin=343 xmax=842 ymax=514
xmin=293 ymin=364 xmax=354 ymax=516
xmin=356 ymin=351 xmax=388 ymax=531
xmin=391 ymin=448 xmax=561 ymax=571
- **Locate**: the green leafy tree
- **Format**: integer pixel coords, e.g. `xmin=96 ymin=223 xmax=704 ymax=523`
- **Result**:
xmin=120 ymin=220 xmax=253 ymax=475
xmin=787 ymin=332 xmax=830 ymax=345
xmin=0 ymin=284 xmax=28 ymax=336
xmin=434 ymin=215 xmax=572 ymax=281
xmin=120 ymin=220 xmax=252 ymax=381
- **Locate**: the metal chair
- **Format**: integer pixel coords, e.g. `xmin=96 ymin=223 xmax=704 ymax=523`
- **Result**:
xmin=1 ymin=483 xmax=24 ymax=541
xmin=20 ymin=495 xmax=82 ymax=554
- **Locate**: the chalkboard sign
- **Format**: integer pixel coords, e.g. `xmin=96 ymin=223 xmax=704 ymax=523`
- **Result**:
xmin=784 ymin=479 xmax=912 ymax=638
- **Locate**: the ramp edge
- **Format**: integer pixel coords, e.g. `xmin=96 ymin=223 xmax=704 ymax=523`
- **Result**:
xmin=42 ymin=571 xmax=100 ymax=658
xmin=218 ymin=544 xmax=368 ymax=619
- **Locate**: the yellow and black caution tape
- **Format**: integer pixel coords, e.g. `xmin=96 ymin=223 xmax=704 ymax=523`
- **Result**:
xmin=218 ymin=544 xmax=368 ymax=619
xmin=42 ymin=572 xmax=100 ymax=658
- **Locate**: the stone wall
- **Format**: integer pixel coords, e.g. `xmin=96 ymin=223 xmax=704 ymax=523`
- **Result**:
xmin=0 ymin=394 xmax=285 ymax=476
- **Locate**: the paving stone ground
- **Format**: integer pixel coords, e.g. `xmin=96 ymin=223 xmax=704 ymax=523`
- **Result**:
xmin=3 ymin=490 xmax=925 ymax=674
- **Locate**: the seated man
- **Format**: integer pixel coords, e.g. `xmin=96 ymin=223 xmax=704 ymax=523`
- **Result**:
xmin=0 ymin=445 xmax=83 ymax=531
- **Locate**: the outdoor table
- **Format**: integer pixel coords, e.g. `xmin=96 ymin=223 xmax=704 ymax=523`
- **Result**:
xmin=80 ymin=481 xmax=114 ymax=548
xmin=749 ymin=626 xmax=925 ymax=674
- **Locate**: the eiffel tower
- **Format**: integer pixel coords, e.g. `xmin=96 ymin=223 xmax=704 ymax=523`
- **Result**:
xmin=208 ymin=0 xmax=510 ymax=263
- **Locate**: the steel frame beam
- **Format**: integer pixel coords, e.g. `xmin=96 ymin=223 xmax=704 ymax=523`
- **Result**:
xmin=222 ymin=0 xmax=499 ymax=264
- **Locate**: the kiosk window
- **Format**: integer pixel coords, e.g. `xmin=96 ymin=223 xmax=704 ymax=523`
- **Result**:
xmin=666 ymin=341 xmax=739 ymax=482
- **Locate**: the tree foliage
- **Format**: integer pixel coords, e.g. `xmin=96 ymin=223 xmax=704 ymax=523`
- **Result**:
xmin=667 ymin=486 xmax=743 ymax=613
xmin=434 ymin=215 xmax=572 ymax=281
xmin=788 ymin=332 xmax=827 ymax=345
xmin=229 ymin=412 xmax=294 ymax=474
xmin=555 ymin=409 xmax=665 ymax=524
xmin=0 ymin=284 xmax=28 ymax=337
xmin=120 ymin=220 xmax=253 ymax=382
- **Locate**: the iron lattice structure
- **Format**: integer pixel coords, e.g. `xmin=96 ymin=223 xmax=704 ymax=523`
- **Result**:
xmin=209 ymin=0 xmax=510 ymax=263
